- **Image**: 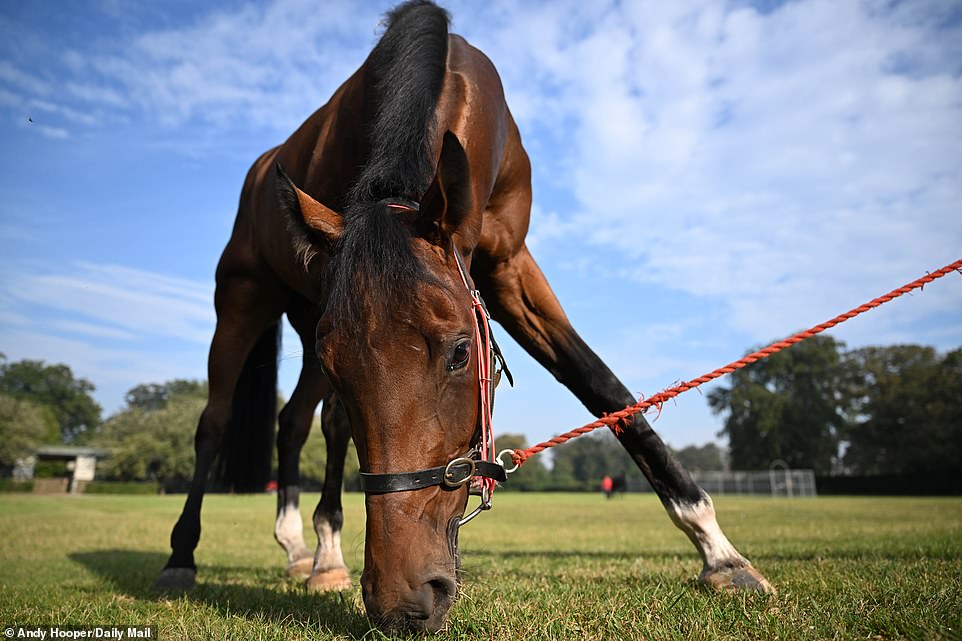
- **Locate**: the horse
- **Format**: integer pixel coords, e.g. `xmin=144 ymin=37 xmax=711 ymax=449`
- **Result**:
xmin=155 ymin=0 xmax=772 ymax=633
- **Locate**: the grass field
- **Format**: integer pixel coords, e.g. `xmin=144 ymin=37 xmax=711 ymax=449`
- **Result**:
xmin=0 ymin=493 xmax=960 ymax=640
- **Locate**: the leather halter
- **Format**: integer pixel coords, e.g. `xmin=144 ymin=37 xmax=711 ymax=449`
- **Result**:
xmin=357 ymin=201 xmax=511 ymax=523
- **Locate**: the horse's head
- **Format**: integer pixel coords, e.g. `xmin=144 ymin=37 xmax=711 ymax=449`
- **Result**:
xmin=279 ymin=133 xmax=498 ymax=632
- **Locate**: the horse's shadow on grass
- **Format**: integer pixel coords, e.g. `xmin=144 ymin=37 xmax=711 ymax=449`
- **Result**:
xmin=69 ymin=550 xmax=375 ymax=639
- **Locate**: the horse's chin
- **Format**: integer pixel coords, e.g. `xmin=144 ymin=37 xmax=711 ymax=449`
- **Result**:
xmin=371 ymin=611 xmax=449 ymax=635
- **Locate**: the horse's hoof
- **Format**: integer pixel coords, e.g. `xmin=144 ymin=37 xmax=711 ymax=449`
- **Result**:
xmin=305 ymin=566 xmax=352 ymax=592
xmin=154 ymin=567 xmax=196 ymax=591
xmin=286 ymin=556 xmax=314 ymax=579
xmin=700 ymin=564 xmax=775 ymax=594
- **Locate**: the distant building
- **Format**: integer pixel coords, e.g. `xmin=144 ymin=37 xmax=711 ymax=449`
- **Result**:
xmin=16 ymin=446 xmax=108 ymax=493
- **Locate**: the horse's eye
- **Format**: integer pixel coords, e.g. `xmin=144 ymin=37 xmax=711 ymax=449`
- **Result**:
xmin=449 ymin=340 xmax=471 ymax=371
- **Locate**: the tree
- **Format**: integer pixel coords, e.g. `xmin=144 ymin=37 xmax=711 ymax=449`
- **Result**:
xmin=124 ymin=380 xmax=207 ymax=412
xmin=0 ymin=355 xmax=101 ymax=442
xmin=843 ymin=346 xmax=962 ymax=476
xmin=549 ymin=429 xmax=642 ymax=490
xmin=707 ymin=335 xmax=847 ymax=473
xmin=0 ymin=394 xmax=60 ymax=469
xmin=93 ymin=381 xmax=206 ymax=489
xmin=673 ymin=443 xmax=726 ymax=471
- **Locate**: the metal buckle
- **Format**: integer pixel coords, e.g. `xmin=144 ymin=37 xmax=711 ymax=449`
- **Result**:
xmin=443 ymin=457 xmax=476 ymax=488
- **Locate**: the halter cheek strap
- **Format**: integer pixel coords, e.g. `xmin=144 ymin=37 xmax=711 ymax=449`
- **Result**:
xmin=355 ymin=226 xmax=511 ymax=526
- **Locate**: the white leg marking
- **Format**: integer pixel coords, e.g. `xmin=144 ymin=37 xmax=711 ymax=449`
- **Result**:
xmin=312 ymin=514 xmax=347 ymax=572
xmin=667 ymin=494 xmax=747 ymax=573
xmin=274 ymin=497 xmax=311 ymax=564
xmin=667 ymin=493 xmax=774 ymax=593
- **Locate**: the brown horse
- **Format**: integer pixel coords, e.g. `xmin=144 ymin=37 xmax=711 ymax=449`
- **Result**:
xmin=156 ymin=0 xmax=772 ymax=633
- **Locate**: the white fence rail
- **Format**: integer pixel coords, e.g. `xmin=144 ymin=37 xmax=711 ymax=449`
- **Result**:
xmin=623 ymin=468 xmax=817 ymax=497
xmin=691 ymin=469 xmax=817 ymax=497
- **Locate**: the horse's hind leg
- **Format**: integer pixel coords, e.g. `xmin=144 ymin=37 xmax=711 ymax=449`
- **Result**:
xmin=274 ymin=352 xmax=325 ymax=578
xmin=305 ymin=388 xmax=352 ymax=592
xmin=476 ymin=243 xmax=772 ymax=593
xmin=155 ymin=272 xmax=287 ymax=590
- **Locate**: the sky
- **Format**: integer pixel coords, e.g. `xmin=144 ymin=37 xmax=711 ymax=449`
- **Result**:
xmin=1 ymin=0 xmax=960 ymax=454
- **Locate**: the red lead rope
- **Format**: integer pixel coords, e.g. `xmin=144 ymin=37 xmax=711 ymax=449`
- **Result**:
xmin=510 ymin=258 xmax=962 ymax=468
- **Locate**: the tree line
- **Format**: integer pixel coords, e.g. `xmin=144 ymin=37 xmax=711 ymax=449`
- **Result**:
xmin=0 ymin=354 xmax=722 ymax=492
xmin=708 ymin=337 xmax=962 ymax=477
xmin=1 ymin=338 xmax=960 ymax=490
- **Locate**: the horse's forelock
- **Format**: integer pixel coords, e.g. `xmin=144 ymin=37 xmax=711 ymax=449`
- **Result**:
xmin=325 ymin=201 xmax=433 ymax=327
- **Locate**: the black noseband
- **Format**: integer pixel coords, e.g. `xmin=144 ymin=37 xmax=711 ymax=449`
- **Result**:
xmin=358 ymin=453 xmax=507 ymax=494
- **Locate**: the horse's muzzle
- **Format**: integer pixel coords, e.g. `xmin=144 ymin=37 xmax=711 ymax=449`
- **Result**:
xmin=362 ymin=571 xmax=457 ymax=633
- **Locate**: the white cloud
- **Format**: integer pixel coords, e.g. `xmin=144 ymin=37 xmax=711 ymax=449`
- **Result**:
xmin=68 ymin=2 xmax=378 ymax=133
xmin=0 ymin=260 xmax=318 ymax=413
xmin=32 ymin=123 xmax=69 ymax=139
xmin=0 ymin=262 xmax=216 ymax=413
xmin=0 ymin=1 xmax=391 ymax=140
xmin=49 ymin=320 xmax=139 ymax=342
xmin=2 ymin=262 xmax=214 ymax=344
xmin=460 ymin=0 xmax=962 ymax=348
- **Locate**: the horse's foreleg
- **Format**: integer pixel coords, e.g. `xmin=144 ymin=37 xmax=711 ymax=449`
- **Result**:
xmin=305 ymin=389 xmax=353 ymax=592
xmin=155 ymin=393 xmax=235 ymax=590
xmin=156 ymin=273 xmax=286 ymax=590
xmin=275 ymin=357 xmax=325 ymax=578
xmin=477 ymin=245 xmax=772 ymax=593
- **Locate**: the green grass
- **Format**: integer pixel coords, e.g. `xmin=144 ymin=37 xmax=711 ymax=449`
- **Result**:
xmin=0 ymin=493 xmax=960 ymax=640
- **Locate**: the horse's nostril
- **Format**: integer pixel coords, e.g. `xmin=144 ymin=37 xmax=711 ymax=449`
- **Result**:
xmin=362 ymin=572 xmax=458 ymax=633
xmin=428 ymin=576 xmax=457 ymax=608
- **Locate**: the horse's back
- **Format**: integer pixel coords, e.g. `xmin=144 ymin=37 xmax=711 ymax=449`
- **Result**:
xmin=215 ymin=145 xmax=280 ymax=283
xmin=437 ymin=35 xmax=533 ymax=260
xmin=224 ymin=32 xmax=532 ymax=300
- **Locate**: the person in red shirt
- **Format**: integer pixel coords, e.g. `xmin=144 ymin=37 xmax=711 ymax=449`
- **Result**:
xmin=602 ymin=475 xmax=614 ymax=499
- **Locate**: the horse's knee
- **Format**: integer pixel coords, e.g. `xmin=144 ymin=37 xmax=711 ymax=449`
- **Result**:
xmin=278 ymin=403 xmax=312 ymax=447
xmin=320 ymin=398 xmax=350 ymax=445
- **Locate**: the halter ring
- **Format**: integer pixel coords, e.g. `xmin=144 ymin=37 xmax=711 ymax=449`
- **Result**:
xmin=443 ymin=457 xmax=476 ymax=488
xmin=497 ymin=449 xmax=520 ymax=474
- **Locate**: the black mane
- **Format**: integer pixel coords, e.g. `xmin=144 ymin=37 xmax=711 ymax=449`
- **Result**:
xmin=351 ymin=0 xmax=450 ymax=203
xmin=328 ymin=0 xmax=450 ymax=323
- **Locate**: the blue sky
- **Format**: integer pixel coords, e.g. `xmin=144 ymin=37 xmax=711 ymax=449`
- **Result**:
xmin=1 ymin=0 xmax=960 ymax=452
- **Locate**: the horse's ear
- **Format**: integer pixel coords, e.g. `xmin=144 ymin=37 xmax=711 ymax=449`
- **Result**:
xmin=276 ymin=163 xmax=343 ymax=246
xmin=419 ymin=131 xmax=470 ymax=244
